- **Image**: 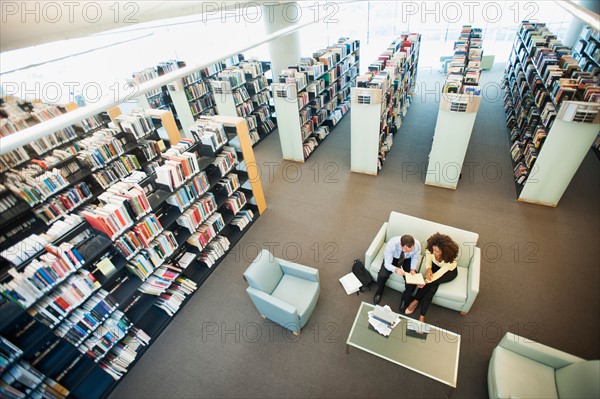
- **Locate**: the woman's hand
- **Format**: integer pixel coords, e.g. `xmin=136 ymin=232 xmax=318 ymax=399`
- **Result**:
xmin=426 ymin=270 xmax=433 ymax=280
xmin=417 ymin=284 xmax=425 ymax=288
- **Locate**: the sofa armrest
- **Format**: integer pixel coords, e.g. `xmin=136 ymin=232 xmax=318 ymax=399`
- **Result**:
xmin=461 ymin=247 xmax=481 ymax=313
xmin=366 ymin=223 xmax=388 ymax=268
xmin=279 ymin=259 xmax=319 ymax=282
xmin=498 ymin=332 xmax=585 ymax=369
xmin=246 ymin=287 xmax=301 ymax=332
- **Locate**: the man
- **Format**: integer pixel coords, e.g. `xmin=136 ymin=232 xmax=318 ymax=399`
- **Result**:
xmin=373 ymin=234 xmax=421 ymax=312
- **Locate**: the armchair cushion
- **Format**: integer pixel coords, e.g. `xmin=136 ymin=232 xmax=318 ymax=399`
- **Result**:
xmin=555 ymin=360 xmax=600 ymax=399
xmin=244 ymin=249 xmax=283 ymax=294
xmin=271 ymin=274 xmax=320 ymax=327
xmin=489 ymin=346 xmax=558 ymax=399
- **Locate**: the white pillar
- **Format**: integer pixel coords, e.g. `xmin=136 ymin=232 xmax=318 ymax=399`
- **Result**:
xmin=263 ymin=2 xmax=302 ymax=81
xmin=562 ymin=0 xmax=599 ymax=46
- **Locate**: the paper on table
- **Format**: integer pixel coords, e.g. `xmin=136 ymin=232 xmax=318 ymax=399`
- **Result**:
xmin=339 ymin=272 xmax=362 ymax=295
xmin=96 ymin=257 xmax=116 ymax=276
xmin=405 ymin=272 xmax=425 ymax=285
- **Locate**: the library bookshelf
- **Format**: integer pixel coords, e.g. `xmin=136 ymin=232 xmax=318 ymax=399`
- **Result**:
xmin=273 ymin=37 xmax=360 ymax=162
xmin=0 ymin=100 xmax=266 ymax=398
xmin=502 ymin=21 xmax=600 ymax=206
xmin=426 ymin=26 xmax=484 ymax=190
xmin=350 ymin=34 xmax=421 ymax=175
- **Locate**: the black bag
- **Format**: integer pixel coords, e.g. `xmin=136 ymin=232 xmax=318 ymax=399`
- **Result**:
xmin=352 ymin=259 xmax=373 ymax=293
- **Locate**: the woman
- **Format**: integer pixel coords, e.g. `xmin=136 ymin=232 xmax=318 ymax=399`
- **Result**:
xmin=404 ymin=233 xmax=459 ymax=322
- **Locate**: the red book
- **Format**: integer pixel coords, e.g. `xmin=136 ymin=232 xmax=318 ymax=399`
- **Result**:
xmin=82 ymin=211 xmax=114 ymax=237
xmin=54 ymin=296 xmax=71 ymax=311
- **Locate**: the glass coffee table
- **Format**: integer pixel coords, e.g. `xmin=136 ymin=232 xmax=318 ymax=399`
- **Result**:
xmin=346 ymin=302 xmax=461 ymax=387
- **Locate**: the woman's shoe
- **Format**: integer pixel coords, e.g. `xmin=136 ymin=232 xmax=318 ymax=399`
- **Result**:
xmin=405 ymin=300 xmax=419 ymax=315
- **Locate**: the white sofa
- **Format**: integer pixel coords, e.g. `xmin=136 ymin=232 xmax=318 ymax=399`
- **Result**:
xmin=365 ymin=211 xmax=481 ymax=314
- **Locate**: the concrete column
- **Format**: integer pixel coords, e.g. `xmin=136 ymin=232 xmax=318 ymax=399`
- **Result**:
xmin=263 ymin=2 xmax=302 ymax=81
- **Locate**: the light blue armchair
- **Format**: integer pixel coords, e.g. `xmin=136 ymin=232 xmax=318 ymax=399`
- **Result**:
xmin=243 ymin=250 xmax=320 ymax=335
xmin=488 ymin=332 xmax=600 ymax=398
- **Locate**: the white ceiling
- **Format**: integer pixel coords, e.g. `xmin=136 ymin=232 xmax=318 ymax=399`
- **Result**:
xmin=0 ymin=1 xmax=261 ymax=52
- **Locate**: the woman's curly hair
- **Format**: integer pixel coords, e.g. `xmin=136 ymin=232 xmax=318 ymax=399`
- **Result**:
xmin=426 ymin=233 xmax=459 ymax=263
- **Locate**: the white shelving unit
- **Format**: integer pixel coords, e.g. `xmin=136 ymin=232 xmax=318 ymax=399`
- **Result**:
xmin=518 ymin=105 xmax=599 ymax=206
xmin=426 ymin=26 xmax=483 ymax=190
xmin=273 ymin=38 xmax=360 ymax=162
xmin=351 ymin=34 xmax=421 ymax=175
xmin=503 ymin=21 xmax=600 ymax=207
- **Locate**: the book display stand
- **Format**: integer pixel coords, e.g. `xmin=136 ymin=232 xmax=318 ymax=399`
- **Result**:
xmin=273 ymin=38 xmax=360 ymax=162
xmin=0 ymin=99 xmax=266 ymax=398
xmin=426 ymin=26 xmax=483 ymax=190
xmin=502 ymin=21 xmax=600 ymax=206
xmin=350 ymin=34 xmax=421 ymax=175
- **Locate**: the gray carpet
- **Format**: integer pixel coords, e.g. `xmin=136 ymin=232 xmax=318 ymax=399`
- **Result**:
xmin=109 ymin=64 xmax=600 ymax=398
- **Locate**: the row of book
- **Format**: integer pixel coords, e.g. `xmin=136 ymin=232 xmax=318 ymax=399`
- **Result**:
xmin=33 ymin=182 xmax=93 ymax=225
xmin=138 ymin=264 xmax=182 ymax=296
xmin=212 ymin=67 xmax=246 ymax=90
xmin=79 ymin=309 xmax=131 ymax=360
xmin=126 ymin=231 xmax=178 ymax=280
xmin=186 ymin=213 xmax=225 ymax=250
xmin=176 ymin=193 xmax=218 ymax=234
xmin=76 ymin=129 xmax=124 ymax=170
xmin=28 ymin=126 xmax=78 ymax=156
xmin=98 ymin=327 xmax=150 ymax=380
xmin=1 ymin=359 xmax=69 ymax=399
xmin=81 ymin=200 xmax=135 ymax=241
xmin=29 ymin=270 xmax=101 ymax=328
xmin=114 ymin=213 xmax=164 ymax=259
xmin=185 ymin=80 xmax=211 ymax=102
xmin=156 ymin=148 xmax=202 ymax=192
xmin=443 ymin=26 xmax=482 ymax=95
xmin=56 ymin=289 xmax=119 ymax=346
xmin=5 ymin=168 xmax=70 ymax=207
xmin=91 ymin=154 xmax=141 ymax=190
xmin=0 ymin=243 xmax=86 ymax=308
xmin=0 ymin=214 xmax=83 ymax=266
xmin=189 ymin=119 xmax=228 ymax=152
xmin=115 ymin=111 xmax=155 ymax=140
xmin=153 ymin=276 xmax=198 ymax=316
xmin=165 ymin=171 xmax=210 ymax=212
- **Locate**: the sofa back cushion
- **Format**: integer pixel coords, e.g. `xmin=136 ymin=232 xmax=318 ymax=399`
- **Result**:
xmin=387 ymin=212 xmax=479 ymax=268
xmin=243 ymin=250 xmax=283 ymax=294
xmin=555 ymin=360 xmax=600 ymax=398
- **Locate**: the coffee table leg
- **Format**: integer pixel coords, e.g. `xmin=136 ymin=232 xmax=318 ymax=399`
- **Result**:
xmin=346 ymin=344 xmax=349 ymax=354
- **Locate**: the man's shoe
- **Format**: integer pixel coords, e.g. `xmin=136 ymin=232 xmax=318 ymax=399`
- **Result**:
xmin=373 ymin=294 xmax=382 ymax=305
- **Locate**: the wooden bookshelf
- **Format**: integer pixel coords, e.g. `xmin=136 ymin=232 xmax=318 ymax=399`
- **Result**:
xmin=273 ymin=38 xmax=360 ymax=162
xmin=0 ymin=100 xmax=267 ymax=398
xmin=351 ymin=34 xmax=421 ymax=175
xmin=502 ymin=21 xmax=600 ymax=206
xmin=426 ymin=26 xmax=483 ymax=190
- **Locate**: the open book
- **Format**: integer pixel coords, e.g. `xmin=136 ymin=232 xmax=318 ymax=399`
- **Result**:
xmin=405 ymin=272 xmax=425 ymax=285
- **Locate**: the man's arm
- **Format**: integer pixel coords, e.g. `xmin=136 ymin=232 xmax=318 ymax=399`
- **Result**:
xmin=383 ymin=241 xmax=396 ymax=273
xmin=409 ymin=241 xmax=422 ymax=272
